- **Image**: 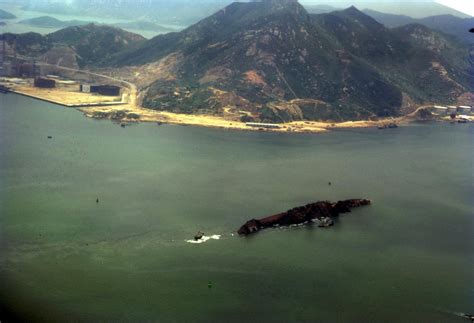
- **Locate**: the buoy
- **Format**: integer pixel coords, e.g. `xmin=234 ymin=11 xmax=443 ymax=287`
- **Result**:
xmin=96 ymin=198 xmax=99 ymax=203
xmin=208 ymin=281 xmax=212 ymax=288
xmin=328 ymin=182 xmax=332 ymax=186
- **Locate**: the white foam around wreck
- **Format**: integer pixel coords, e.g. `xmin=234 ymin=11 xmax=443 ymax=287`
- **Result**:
xmin=186 ymin=234 xmax=221 ymax=244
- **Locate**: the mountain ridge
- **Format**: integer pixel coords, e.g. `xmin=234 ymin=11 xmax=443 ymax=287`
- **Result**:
xmin=108 ymin=2 xmax=472 ymax=122
xmin=2 ymin=2 xmax=472 ymax=122
xmin=1 ymin=24 xmax=146 ymax=68
xmin=19 ymin=16 xmax=177 ymax=34
xmin=0 ymin=9 xmax=16 ymax=19
xmin=363 ymin=9 xmax=474 ymax=44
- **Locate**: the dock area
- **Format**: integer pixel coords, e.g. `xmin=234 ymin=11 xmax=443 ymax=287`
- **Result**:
xmin=1 ymin=79 xmax=128 ymax=108
xmin=11 ymin=87 xmax=127 ymax=108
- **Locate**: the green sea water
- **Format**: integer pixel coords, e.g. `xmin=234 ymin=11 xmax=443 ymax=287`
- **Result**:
xmin=0 ymin=93 xmax=473 ymax=322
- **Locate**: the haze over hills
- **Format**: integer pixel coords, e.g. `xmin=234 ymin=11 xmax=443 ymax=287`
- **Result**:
xmin=19 ymin=16 xmax=91 ymax=28
xmin=305 ymin=1 xmax=471 ymax=18
xmin=20 ymin=0 xmax=236 ymax=26
xmin=364 ymin=9 xmax=474 ymax=44
xmin=19 ymin=16 xmax=177 ymax=33
xmin=18 ymin=0 xmax=470 ymax=26
xmin=2 ymin=0 xmax=473 ymax=122
xmin=0 ymin=9 xmax=16 ymax=19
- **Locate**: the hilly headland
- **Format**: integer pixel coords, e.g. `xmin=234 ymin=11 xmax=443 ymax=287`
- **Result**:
xmin=1 ymin=0 xmax=472 ymax=132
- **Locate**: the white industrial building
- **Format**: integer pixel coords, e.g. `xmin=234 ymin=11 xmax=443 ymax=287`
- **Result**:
xmin=457 ymin=106 xmax=472 ymax=114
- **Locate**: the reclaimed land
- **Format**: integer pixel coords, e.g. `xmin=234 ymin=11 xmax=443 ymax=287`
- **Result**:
xmin=3 ymin=81 xmax=417 ymax=134
xmin=11 ymin=85 xmax=127 ymax=107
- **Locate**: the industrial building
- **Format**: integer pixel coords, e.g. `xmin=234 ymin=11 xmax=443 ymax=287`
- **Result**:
xmin=246 ymin=122 xmax=281 ymax=129
xmin=18 ymin=63 xmax=39 ymax=78
xmin=34 ymin=78 xmax=56 ymax=88
xmin=80 ymin=84 xmax=99 ymax=93
xmin=457 ymin=106 xmax=472 ymax=114
xmin=431 ymin=106 xmax=447 ymax=115
xmin=80 ymin=84 xmax=121 ymax=96
xmin=447 ymin=106 xmax=458 ymax=114
xmin=0 ymin=62 xmax=12 ymax=77
xmin=97 ymin=85 xmax=121 ymax=96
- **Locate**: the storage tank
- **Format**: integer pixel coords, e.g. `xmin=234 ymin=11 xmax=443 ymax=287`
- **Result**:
xmin=97 ymin=85 xmax=120 ymax=96
xmin=34 ymin=78 xmax=56 ymax=88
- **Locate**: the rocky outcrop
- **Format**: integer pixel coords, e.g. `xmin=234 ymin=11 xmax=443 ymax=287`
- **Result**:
xmin=238 ymin=199 xmax=371 ymax=235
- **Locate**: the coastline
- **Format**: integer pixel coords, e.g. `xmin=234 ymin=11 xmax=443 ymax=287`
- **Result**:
xmin=1 ymin=84 xmax=446 ymax=134
xmin=11 ymin=87 xmax=129 ymax=108
xmin=78 ymin=104 xmax=414 ymax=133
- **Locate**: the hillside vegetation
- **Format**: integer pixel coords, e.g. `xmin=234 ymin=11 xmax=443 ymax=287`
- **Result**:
xmin=111 ymin=1 xmax=473 ymax=122
xmin=2 ymin=24 xmax=146 ymax=68
xmin=2 ymin=1 xmax=472 ymax=122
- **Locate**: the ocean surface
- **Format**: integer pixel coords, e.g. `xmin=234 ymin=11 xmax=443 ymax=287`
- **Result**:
xmin=0 ymin=93 xmax=473 ymax=322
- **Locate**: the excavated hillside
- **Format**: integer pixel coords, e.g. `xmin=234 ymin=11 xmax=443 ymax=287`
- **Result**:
xmin=110 ymin=1 xmax=472 ymax=122
xmin=2 ymin=0 xmax=472 ymax=122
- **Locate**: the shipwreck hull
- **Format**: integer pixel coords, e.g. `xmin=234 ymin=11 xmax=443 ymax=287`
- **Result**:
xmin=238 ymin=199 xmax=371 ymax=236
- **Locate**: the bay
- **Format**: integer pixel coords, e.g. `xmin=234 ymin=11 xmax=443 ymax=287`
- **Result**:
xmin=0 ymin=93 xmax=472 ymax=322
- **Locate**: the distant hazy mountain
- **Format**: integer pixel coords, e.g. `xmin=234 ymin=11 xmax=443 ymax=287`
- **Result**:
xmin=331 ymin=1 xmax=470 ymax=18
xmin=21 ymin=0 xmax=471 ymax=26
xmin=305 ymin=4 xmax=340 ymax=14
xmin=112 ymin=21 xmax=177 ymax=33
xmin=19 ymin=16 xmax=91 ymax=28
xmin=109 ymin=2 xmax=472 ymax=122
xmin=19 ymin=16 xmax=177 ymax=33
xmin=364 ymin=9 xmax=474 ymax=44
xmin=0 ymin=9 xmax=16 ymax=19
xmin=362 ymin=9 xmax=415 ymax=27
xmin=21 ymin=0 xmax=237 ymax=25
xmin=416 ymin=15 xmax=474 ymax=44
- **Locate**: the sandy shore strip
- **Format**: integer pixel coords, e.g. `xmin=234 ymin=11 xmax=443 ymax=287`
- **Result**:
xmin=79 ymin=104 xmax=411 ymax=133
xmin=3 ymin=81 xmax=412 ymax=133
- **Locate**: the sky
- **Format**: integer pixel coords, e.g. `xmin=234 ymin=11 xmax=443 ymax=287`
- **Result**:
xmin=435 ymin=0 xmax=474 ymax=16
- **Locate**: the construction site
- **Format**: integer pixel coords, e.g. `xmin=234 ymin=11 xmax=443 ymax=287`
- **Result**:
xmin=0 ymin=34 xmax=471 ymax=133
xmin=0 ymin=34 xmax=130 ymax=108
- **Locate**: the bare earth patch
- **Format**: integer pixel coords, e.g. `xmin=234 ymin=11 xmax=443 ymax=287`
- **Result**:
xmin=244 ymin=70 xmax=267 ymax=86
